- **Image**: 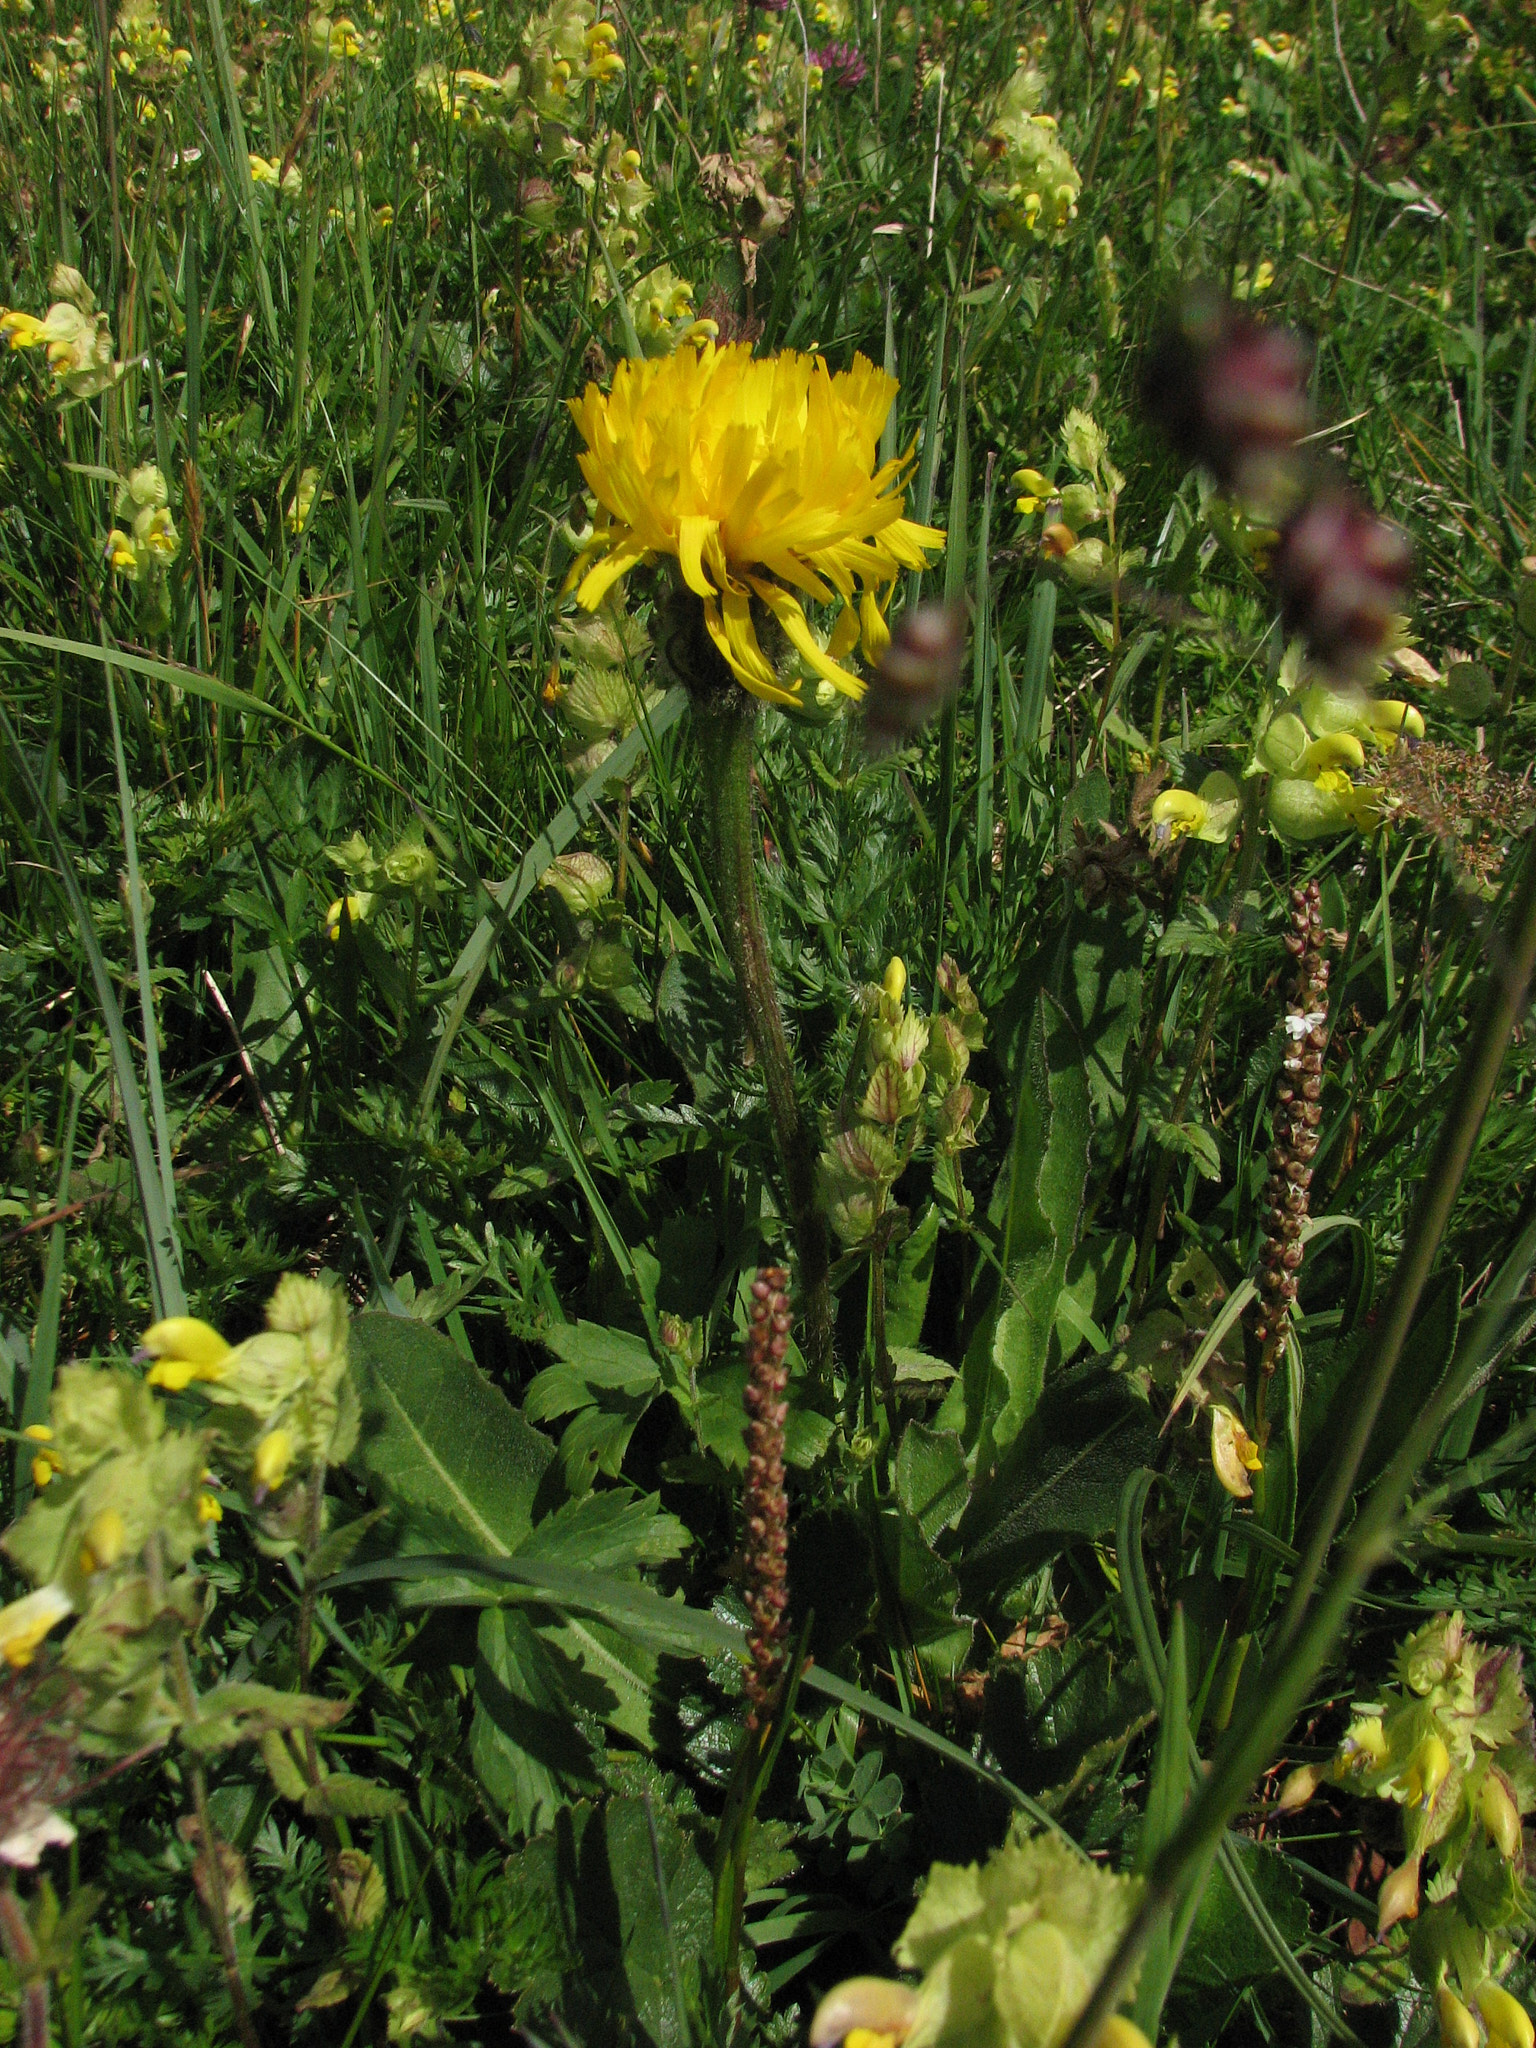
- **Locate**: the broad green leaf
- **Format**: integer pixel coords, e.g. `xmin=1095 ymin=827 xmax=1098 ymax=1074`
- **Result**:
xmin=982 ymin=1638 xmax=1153 ymax=1800
xmin=518 ymin=1793 xmax=712 ymax=2047
xmin=349 ymin=1313 xmax=554 ymax=1556
xmin=601 ymin=1795 xmax=713 ymax=2047
xmin=876 ymin=1505 xmax=973 ymax=1681
xmin=326 ymin=1552 xmax=741 ymax=1660
xmin=1056 ymin=892 xmax=1145 ymax=1124
xmin=944 ymin=991 xmax=1090 ymax=1465
xmin=889 ymin=1203 xmax=942 ymax=1349
xmin=538 ymin=1320 xmax=663 ymax=1393
xmin=555 ymin=1398 xmax=651 ymax=1492
xmin=472 ymin=1606 xmax=603 ymax=1834
xmin=654 ymin=949 xmax=741 ymax=1108
xmin=785 ymin=1407 xmax=837 ymax=1469
xmin=1055 ymin=1233 xmax=1134 ymax=1364
xmin=961 ymin=1370 xmax=1163 ymax=1589
xmin=546 ymin=1612 xmax=659 ymax=1749
xmin=1173 ymin=1836 xmax=1308 ymax=1991
xmin=896 ymin=1423 xmax=969 ymax=1545
xmin=524 ymin=1321 xmax=663 ymax=1493
xmin=1147 ymin=1113 xmax=1222 ymax=1182
xmin=519 ymin=1487 xmax=689 ymax=1570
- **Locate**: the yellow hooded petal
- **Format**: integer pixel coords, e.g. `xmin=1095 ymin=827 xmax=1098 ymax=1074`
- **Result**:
xmin=1211 ymin=1406 xmax=1262 ymax=1498
xmin=1297 ymin=731 xmax=1366 ymax=777
xmin=0 ymin=1585 xmax=72 ymax=1668
xmin=1477 ymin=1984 xmax=1535 ymax=2048
xmin=809 ymin=1978 xmax=919 ymax=2048
xmin=140 ymin=1316 xmax=233 ymax=1388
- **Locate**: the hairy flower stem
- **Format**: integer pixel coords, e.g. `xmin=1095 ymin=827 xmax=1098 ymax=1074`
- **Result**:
xmin=691 ymin=674 xmax=832 ymax=1380
xmin=0 ymin=1883 xmax=49 ymax=2048
xmin=1061 ymin=842 xmax=1536 ymax=2048
xmin=293 ymin=1459 xmax=345 ymax=1873
xmin=149 ymin=1538 xmax=264 ymax=2048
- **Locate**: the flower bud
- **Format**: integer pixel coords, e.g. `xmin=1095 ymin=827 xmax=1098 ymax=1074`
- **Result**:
xmin=1377 ymin=1853 xmax=1421 ymax=1935
xmin=1142 ymin=285 xmax=1314 ymax=496
xmin=0 ymin=1585 xmax=73 ymax=1669
xmin=1092 ymin=2023 xmax=1153 ymax=2048
xmin=1403 ymin=1733 xmax=1451 ymax=1810
xmin=1275 ymin=1763 xmax=1323 ymax=1813
xmin=1477 ymin=1983 xmax=1535 ymax=2048
xmin=1211 ymin=1406 xmax=1262 ymax=1498
xmin=79 ymin=1507 xmax=127 ymax=1575
xmin=863 ymin=603 xmax=966 ymax=750
xmin=809 ymin=1978 xmax=918 ymax=2048
xmin=253 ymin=1428 xmax=295 ymax=1495
xmin=883 ymin=956 xmax=907 ymax=1005
xmin=1480 ymin=1772 xmax=1523 ymax=1860
xmin=1438 ymin=1988 xmax=1481 ymax=2048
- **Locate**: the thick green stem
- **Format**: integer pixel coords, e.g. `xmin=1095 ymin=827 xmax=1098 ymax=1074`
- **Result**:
xmin=691 ymin=679 xmax=832 ymax=1379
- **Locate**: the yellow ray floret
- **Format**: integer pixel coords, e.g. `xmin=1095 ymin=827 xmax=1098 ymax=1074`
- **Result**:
xmin=565 ymin=343 xmax=945 ymax=706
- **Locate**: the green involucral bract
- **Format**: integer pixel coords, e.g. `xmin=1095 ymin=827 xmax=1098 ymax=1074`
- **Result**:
xmin=890 ymin=1834 xmax=1143 ymax=2048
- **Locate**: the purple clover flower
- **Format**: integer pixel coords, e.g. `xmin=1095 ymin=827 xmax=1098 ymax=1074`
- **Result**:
xmin=810 ymin=40 xmax=867 ymax=87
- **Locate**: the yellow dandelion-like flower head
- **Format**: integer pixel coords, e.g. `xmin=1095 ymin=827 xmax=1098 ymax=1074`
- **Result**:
xmin=565 ymin=343 xmax=944 ymax=708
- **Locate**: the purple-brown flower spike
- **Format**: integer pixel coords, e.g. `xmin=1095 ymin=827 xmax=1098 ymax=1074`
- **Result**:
xmin=742 ymin=1267 xmax=792 ymax=1728
xmin=1142 ymin=284 xmax=1314 ymax=502
xmin=862 ymin=602 xmax=967 ymax=753
xmin=1274 ymin=484 xmax=1414 ymax=681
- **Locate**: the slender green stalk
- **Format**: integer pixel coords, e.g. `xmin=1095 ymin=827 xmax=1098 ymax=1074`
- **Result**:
xmin=149 ymin=1536 xmax=264 ymax=2048
xmin=691 ymin=673 xmax=832 ymax=1379
xmin=1061 ymin=843 xmax=1536 ymax=2048
xmin=0 ymin=1885 xmax=49 ymax=2048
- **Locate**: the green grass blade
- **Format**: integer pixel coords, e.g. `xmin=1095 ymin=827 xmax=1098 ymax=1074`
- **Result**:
xmin=0 ymin=699 xmax=187 ymax=1319
xmin=1015 ymin=578 xmax=1057 ymax=755
xmin=198 ymin=0 xmax=280 ymax=351
xmin=104 ymin=648 xmax=179 ymax=1238
xmin=1506 ymin=316 xmax=1536 ymax=505
xmin=974 ymin=451 xmax=996 ymax=905
xmin=15 ymin=1084 xmax=83 ymax=1498
xmin=416 ymin=684 xmax=689 ymax=1127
